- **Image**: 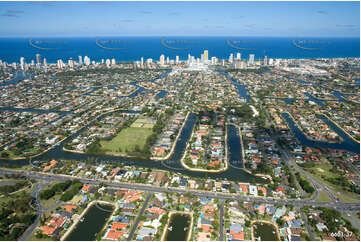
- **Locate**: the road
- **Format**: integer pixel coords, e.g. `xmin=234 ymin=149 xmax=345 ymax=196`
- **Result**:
xmin=0 ymin=168 xmax=358 ymax=212
xmin=19 ymin=181 xmax=47 ymax=241
xmin=299 ymin=207 xmax=315 ymax=241
xmin=219 ymin=199 xmax=225 ymax=241
xmin=127 ymin=192 xmax=152 ymax=240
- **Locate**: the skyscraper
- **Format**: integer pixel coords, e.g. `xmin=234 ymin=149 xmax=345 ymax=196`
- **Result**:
xmin=204 ymin=50 xmax=208 ymax=63
xmin=43 ymin=58 xmax=47 ymax=67
xmin=105 ymin=59 xmax=111 ymax=67
xmin=229 ymin=53 xmax=234 ymax=63
xmin=236 ymin=53 xmax=241 ymax=60
xmin=36 ymin=54 xmax=41 ymax=65
xmin=160 ymin=54 xmax=165 ymax=65
xmin=68 ymin=58 xmax=74 ymax=68
xmin=20 ymin=57 xmax=25 ymax=70
xmin=78 ymin=56 xmax=83 ymax=65
xmin=175 ymin=56 xmax=179 ymax=64
xmin=57 ymin=59 xmax=64 ymax=69
xmin=84 ymin=56 xmax=90 ymax=66
xmin=263 ymin=56 xmax=268 ymax=66
xmin=249 ymin=54 xmax=255 ymax=65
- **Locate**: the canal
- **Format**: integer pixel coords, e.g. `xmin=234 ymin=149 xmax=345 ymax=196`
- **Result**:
xmin=165 ymin=213 xmax=191 ymax=241
xmin=281 ymin=112 xmax=360 ymax=154
xmin=253 ymin=222 xmax=279 ymax=241
xmin=65 ymin=203 xmax=114 ymax=241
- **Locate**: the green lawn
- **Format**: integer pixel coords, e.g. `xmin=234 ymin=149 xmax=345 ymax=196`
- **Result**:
xmin=100 ymin=127 xmax=153 ymax=155
xmin=315 ymin=191 xmax=331 ymax=202
xmin=305 ymin=165 xmax=360 ymax=202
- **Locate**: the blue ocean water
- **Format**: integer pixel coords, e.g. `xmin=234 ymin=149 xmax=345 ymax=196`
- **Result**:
xmin=0 ymin=36 xmax=359 ymax=63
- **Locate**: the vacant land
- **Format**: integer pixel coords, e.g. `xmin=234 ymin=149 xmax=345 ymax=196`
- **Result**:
xmin=100 ymin=116 xmax=156 ymax=157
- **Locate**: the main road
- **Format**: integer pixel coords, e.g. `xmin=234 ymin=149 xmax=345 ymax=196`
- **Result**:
xmin=0 ymin=168 xmax=358 ymax=212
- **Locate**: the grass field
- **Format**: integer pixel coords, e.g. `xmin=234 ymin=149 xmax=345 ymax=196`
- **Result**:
xmin=305 ymin=164 xmax=360 ymax=202
xmin=100 ymin=127 xmax=153 ymax=155
xmin=315 ymin=190 xmax=331 ymax=202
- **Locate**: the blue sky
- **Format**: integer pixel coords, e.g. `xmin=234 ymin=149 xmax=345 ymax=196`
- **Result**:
xmin=0 ymin=1 xmax=359 ymax=37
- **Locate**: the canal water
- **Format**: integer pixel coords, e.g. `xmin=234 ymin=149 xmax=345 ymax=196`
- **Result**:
xmin=281 ymin=112 xmax=360 ymax=154
xmin=219 ymin=71 xmax=250 ymax=104
xmin=0 ymin=111 xmax=266 ymax=183
xmin=165 ymin=213 xmax=190 ymax=241
xmin=65 ymin=203 xmax=114 ymax=241
xmin=253 ymin=222 xmax=279 ymax=241
xmin=227 ymin=124 xmax=244 ymax=168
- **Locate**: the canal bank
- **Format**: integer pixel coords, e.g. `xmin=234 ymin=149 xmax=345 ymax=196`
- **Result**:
xmin=281 ymin=112 xmax=360 ymax=154
xmin=161 ymin=211 xmax=193 ymax=241
xmin=251 ymin=220 xmax=280 ymax=241
xmin=61 ymin=201 xmax=116 ymax=241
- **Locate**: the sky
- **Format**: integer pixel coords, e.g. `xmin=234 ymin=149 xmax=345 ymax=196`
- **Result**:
xmin=0 ymin=1 xmax=359 ymax=37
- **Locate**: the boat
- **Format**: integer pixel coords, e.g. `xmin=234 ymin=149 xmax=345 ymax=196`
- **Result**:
xmin=80 ymin=218 xmax=84 ymax=222
xmin=272 ymin=231 xmax=276 ymax=234
xmin=184 ymin=227 xmax=188 ymax=231
xmin=257 ymin=236 xmax=261 ymax=241
xmin=168 ymin=226 xmax=173 ymax=231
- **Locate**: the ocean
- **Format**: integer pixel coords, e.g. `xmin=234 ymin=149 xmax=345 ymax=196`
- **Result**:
xmin=0 ymin=36 xmax=359 ymax=63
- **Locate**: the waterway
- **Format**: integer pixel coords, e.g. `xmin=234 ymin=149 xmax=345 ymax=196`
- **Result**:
xmin=281 ymin=112 xmax=359 ymax=154
xmin=65 ymin=203 xmax=114 ymax=241
xmin=165 ymin=213 xmax=190 ymax=241
xmin=227 ymin=124 xmax=244 ymax=168
xmin=253 ymin=222 xmax=279 ymax=241
xmin=219 ymin=71 xmax=250 ymax=103
xmin=0 ymin=71 xmax=33 ymax=87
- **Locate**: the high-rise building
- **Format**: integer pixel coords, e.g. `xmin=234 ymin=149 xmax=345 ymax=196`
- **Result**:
xmin=175 ymin=56 xmax=179 ymax=64
xmin=249 ymin=54 xmax=255 ymax=65
xmin=57 ymin=59 xmax=64 ymax=69
xmin=31 ymin=60 xmax=35 ymax=66
xmin=166 ymin=56 xmax=170 ymax=64
xmin=263 ymin=56 xmax=268 ymax=66
xmin=20 ymin=57 xmax=25 ymax=70
xmin=159 ymin=54 xmax=165 ymax=65
xmin=43 ymin=58 xmax=47 ymax=67
xmin=105 ymin=59 xmax=111 ymax=67
xmin=236 ymin=53 xmax=241 ymax=60
xmin=140 ymin=57 xmax=144 ymax=66
xmin=211 ymin=57 xmax=217 ymax=65
xmin=229 ymin=53 xmax=234 ymax=63
xmin=111 ymin=58 xmax=116 ymax=65
xmin=84 ymin=56 xmax=91 ymax=66
xmin=36 ymin=54 xmax=41 ymax=65
xmin=203 ymin=50 xmax=208 ymax=63
xmin=68 ymin=58 xmax=74 ymax=68
xmin=78 ymin=56 xmax=83 ymax=65
xmin=269 ymin=58 xmax=274 ymax=65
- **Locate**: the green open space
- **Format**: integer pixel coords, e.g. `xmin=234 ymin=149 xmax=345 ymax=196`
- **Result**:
xmin=303 ymin=164 xmax=360 ymax=202
xmin=100 ymin=126 xmax=153 ymax=155
xmin=315 ymin=190 xmax=331 ymax=202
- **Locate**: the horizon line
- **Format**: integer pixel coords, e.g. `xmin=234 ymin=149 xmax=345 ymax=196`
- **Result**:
xmin=0 ymin=35 xmax=359 ymax=38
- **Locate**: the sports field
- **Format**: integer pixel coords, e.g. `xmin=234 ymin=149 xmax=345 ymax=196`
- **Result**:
xmin=100 ymin=117 xmax=155 ymax=156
